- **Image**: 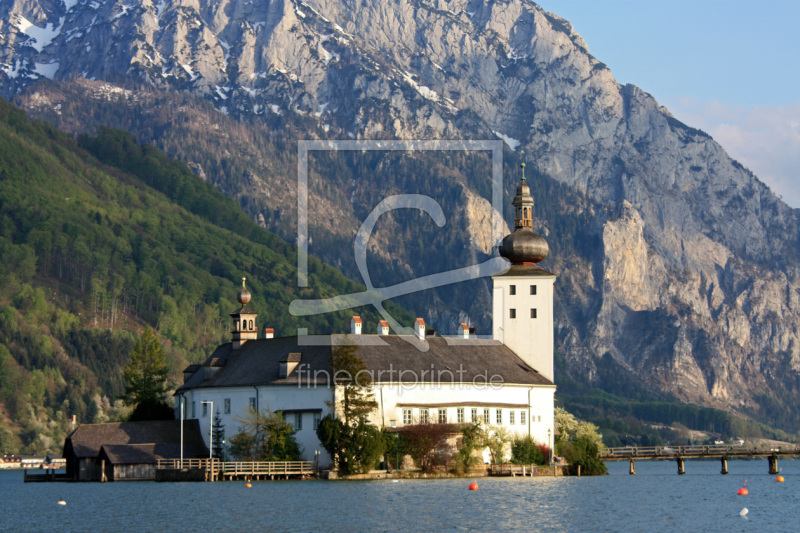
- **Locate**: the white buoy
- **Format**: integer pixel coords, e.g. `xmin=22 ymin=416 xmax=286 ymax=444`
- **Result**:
xmin=57 ymin=501 xmax=66 ymax=506
xmin=739 ymin=507 xmax=748 ymax=517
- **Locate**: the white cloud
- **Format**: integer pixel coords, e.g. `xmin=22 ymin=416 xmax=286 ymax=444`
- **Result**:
xmin=666 ymin=97 xmax=800 ymax=209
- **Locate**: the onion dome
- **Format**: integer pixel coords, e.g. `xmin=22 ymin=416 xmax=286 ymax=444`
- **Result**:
xmin=237 ymin=277 xmax=252 ymax=305
xmin=499 ymin=161 xmax=549 ymax=264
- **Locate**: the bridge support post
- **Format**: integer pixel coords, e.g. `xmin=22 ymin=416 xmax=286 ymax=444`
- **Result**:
xmin=720 ymin=457 xmax=728 ymax=475
xmin=629 ymin=459 xmax=635 ymax=475
xmin=676 ymin=457 xmax=685 ymax=475
xmin=769 ymin=455 xmax=779 ymax=475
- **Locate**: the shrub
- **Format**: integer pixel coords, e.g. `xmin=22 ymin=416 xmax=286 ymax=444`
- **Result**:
xmin=561 ymin=435 xmax=607 ymax=475
xmin=510 ymin=435 xmax=550 ymax=465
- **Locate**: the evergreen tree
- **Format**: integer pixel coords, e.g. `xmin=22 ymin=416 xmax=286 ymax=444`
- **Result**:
xmin=212 ymin=410 xmax=226 ymax=459
xmin=316 ymin=342 xmax=384 ymax=474
xmin=121 ymin=328 xmax=172 ymax=420
xmin=332 ymin=342 xmax=378 ymax=426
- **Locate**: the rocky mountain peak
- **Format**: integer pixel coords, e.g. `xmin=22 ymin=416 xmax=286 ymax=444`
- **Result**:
xmin=2 ymin=0 xmax=800 ymax=428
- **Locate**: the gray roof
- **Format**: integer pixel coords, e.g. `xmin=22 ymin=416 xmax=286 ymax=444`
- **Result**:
xmin=177 ymin=334 xmax=553 ymax=393
xmin=63 ymin=420 xmax=208 ymax=459
xmin=177 ymin=336 xmax=333 ymax=392
xmin=99 ymin=443 xmax=191 ymax=465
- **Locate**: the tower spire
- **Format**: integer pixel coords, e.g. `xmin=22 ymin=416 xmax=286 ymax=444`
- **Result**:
xmin=512 ymin=155 xmax=533 ymax=230
xmin=498 ymin=154 xmax=549 ymax=265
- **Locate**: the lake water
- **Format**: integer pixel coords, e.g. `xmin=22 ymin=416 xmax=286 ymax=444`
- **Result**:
xmin=2 ymin=459 xmax=796 ymax=532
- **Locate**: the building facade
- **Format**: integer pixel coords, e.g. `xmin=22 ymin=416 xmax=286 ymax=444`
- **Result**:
xmin=176 ymin=169 xmax=557 ymax=468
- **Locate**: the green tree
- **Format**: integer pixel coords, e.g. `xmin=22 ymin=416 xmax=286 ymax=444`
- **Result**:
xmin=121 ymin=328 xmax=172 ymax=420
xmin=484 ymin=426 xmax=511 ymax=465
xmin=317 ymin=341 xmax=385 ymax=474
xmin=332 ymin=342 xmax=378 ymax=425
xmin=212 ymin=410 xmax=227 ymax=459
xmin=229 ymin=407 xmax=300 ymax=461
xmin=454 ymin=422 xmax=485 ymax=473
xmin=562 ymin=435 xmax=607 ymax=475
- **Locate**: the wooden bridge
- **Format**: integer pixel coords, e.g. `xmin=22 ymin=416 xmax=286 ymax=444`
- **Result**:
xmin=601 ymin=444 xmax=800 ymax=475
xmin=156 ymin=458 xmax=317 ymax=481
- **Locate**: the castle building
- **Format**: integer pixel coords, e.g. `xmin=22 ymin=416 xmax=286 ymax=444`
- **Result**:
xmin=176 ymin=168 xmax=556 ymax=467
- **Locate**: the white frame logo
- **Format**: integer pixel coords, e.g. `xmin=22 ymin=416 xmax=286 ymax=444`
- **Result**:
xmin=290 ymin=140 xmax=507 ymax=349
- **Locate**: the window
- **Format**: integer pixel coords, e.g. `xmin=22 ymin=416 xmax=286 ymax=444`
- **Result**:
xmin=224 ymin=398 xmax=231 ymax=414
xmin=483 ymin=409 xmax=490 ymax=424
xmin=509 ymin=410 xmax=515 ymax=424
xmin=313 ymin=413 xmax=321 ymax=430
xmin=530 ymin=308 xmax=537 ymax=319
xmin=510 ymin=309 xmax=516 ymax=319
xmin=296 ymin=413 xmax=303 ymax=431
xmin=530 ymin=285 xmax=537 ymax=295
xmin=249 ymin=397 xmax=256 ymax=410
xmin=202 ymin=402 xmax=208 ymax=417
xmin=457 ymin=408 xmax=464 ymax=424
xmin=438 ymin=409 xmax=447 ymax=424
xmin=192 ymin=401 xmax=196 ymax=418
xmin=521 ymin=411 xmax=526 ymax=425
xmin=403 ymin=409 xmax=412 ymax=425
xmin=538 ymin=415 xmax=542 ymax=423
xmin=420 ymin=408 xmax=429 ymax=424
xmin=235 ymin=320 xmax=240 ymax=330
xmin=496 ymin=409 xmax=502 ymax=425
xmin=510 ymin=285 xmax=516 ymax=295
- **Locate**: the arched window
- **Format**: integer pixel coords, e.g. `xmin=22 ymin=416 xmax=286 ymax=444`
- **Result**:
xmin=249 ymin=320 xmax=254 ymax=330
xmin=235 ymin=320 xmax=240 ymax=330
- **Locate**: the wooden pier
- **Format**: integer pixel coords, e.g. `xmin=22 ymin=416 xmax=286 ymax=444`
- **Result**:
xmin=601 ymin=444 xmax=800 ymax=475
xmin=156 ymin=459 xmax=317 ymax=481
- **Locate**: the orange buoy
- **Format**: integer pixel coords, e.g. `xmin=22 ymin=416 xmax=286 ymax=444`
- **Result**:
xmin=245 ymin=483 xmax=252 ymax=488
xmin=738 ymin=478 xmax=748 ymax=495
xmin=776 ymin=475 xmax=785 ymax=482
xmin=468 ymin=482 xmax=479 ymax=491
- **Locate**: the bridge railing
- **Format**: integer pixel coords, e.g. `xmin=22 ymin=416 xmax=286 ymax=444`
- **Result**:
xmin=602 ymin=444 xmax=800 ymax=458
xmin=156 ymin=459 xmax=316 ymax=474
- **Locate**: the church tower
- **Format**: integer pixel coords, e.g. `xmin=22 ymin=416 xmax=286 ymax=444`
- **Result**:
xmin=492 ymin=162 xmax=556 ymax=382
xmin=231 ymin=278 xmax=258 ymax=349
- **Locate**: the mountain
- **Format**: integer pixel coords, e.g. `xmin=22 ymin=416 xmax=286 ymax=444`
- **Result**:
xmin=0 ymin=97 xmax=412 ymax=453
xmin=1 ymin=0 xmax=799 ymax=433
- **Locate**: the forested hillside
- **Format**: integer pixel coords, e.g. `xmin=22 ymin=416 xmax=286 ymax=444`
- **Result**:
xmin=0 ymin=98 xmax=412 ymax=454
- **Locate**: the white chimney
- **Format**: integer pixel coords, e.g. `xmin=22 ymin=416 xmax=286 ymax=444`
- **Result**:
xmin=415 ymin=318 xmax=426 ymax=339
xmin=459 ymin=323 xmax=470 ymax=339
xmin=264 ymin=328 xmax=274 ymax=339
xmin=377 ymin=320 xmax=389 ymax=335
xmin=351 ymin=316 xmax=363 ymax=335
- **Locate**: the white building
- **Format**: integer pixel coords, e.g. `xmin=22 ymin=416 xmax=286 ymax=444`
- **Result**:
xmin=176 ymin=170 xmax=557 ymax=467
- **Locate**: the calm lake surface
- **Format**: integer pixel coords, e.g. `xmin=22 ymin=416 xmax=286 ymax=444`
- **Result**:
xmin=2 ymin=459 xmax=796 ymax=532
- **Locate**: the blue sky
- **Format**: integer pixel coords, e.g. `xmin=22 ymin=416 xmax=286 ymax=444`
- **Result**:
xmin=537 ymin=0 xmax=800 ymax=208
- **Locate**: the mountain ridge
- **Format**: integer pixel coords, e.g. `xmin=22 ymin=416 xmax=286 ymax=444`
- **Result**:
xmin=1 ymin=0 xmax=799 ymax=433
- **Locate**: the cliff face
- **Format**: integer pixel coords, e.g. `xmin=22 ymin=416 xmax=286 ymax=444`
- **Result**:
xmin=3 ymin=0 xmax=800 ymax=424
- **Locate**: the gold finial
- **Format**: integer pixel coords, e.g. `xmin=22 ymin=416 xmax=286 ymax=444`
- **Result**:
xmin=520 ymin=149 xmax=526 ymax=181
xmin=242 ymin=277 xmax=246 ymax=287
